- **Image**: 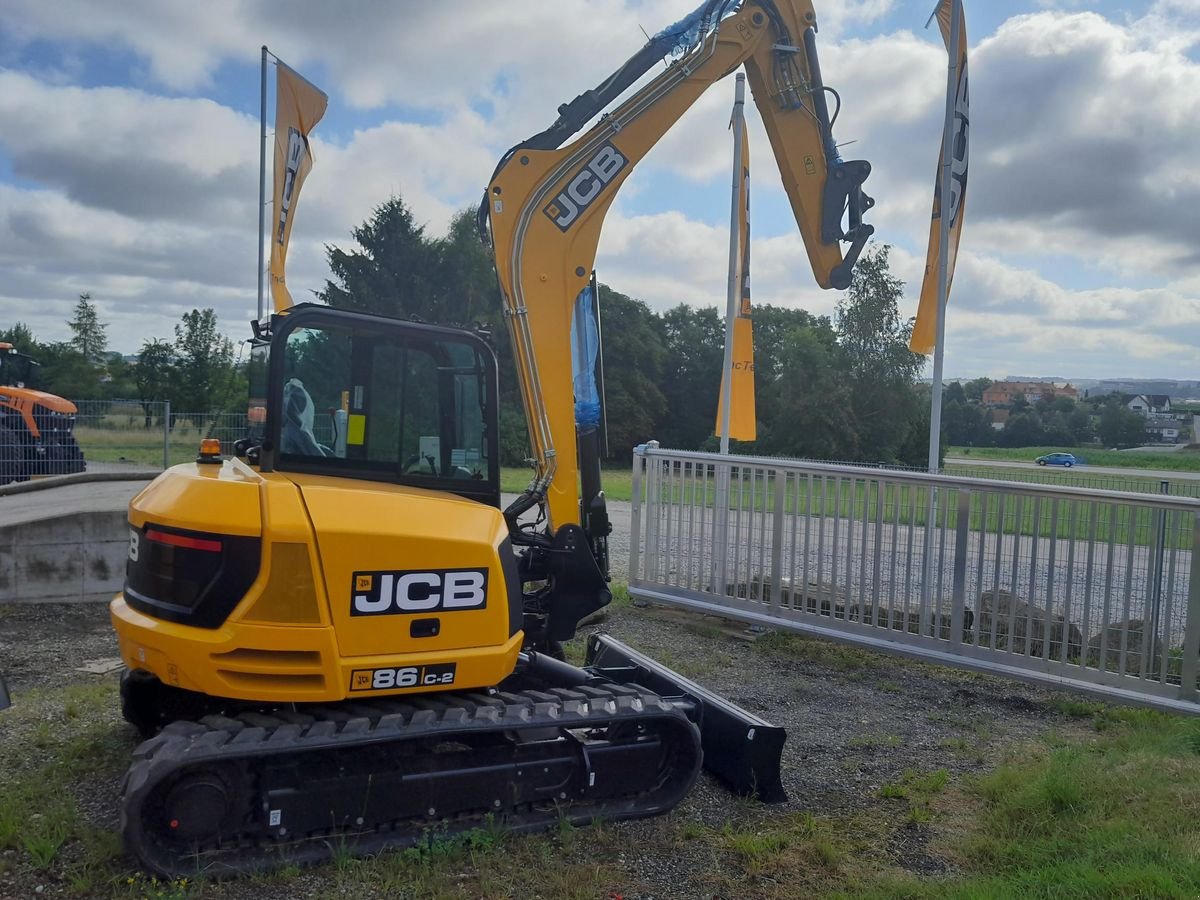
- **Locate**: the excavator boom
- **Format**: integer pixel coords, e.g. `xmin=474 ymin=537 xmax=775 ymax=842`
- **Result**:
xmin=482 ymin=0 xmax=873 ymax=534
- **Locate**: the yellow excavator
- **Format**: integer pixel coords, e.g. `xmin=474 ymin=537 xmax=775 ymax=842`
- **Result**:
xmin=110 ymin=0 xmax=873 ymax=876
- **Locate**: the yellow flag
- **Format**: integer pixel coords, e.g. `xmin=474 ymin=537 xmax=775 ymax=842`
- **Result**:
xmin=910 ymin=0 xmax=969 ymax=355
xmin=270 ymin=61 xmax=328 ymax=313
xmin=716 ymin=119 xmax=756 ymax=441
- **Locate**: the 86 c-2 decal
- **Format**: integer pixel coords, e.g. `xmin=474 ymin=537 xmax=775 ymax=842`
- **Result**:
xmin=349 ymin=663 xmax=457 ymax=692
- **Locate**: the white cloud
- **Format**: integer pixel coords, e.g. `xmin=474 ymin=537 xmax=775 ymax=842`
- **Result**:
xmin=0 ymin=0 xmax=1195 ymax=383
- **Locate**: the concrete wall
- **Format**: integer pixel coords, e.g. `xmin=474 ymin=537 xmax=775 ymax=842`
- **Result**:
xmin=0 ymin=509 xmax=128 ymax=603
xmin=0 ymin=479 xmax=149 ymax=603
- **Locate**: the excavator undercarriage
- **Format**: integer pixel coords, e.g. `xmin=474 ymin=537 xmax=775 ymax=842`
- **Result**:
xmin=119 ymin=636 xmax=782 ymax=877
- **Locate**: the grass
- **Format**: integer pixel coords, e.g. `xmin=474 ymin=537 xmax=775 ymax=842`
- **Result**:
xmin=933 ymin=707 xmax=1200 ymax=897
xmin=5 ymin=604 xmax=1200 ymax=897
xmin=646 ymin=463 xmax=1194 ymax=549
xmin=950 ymin=444 xmax=1200 ymax=473
xmin=753 ymin=629 xmax=887 ymax=672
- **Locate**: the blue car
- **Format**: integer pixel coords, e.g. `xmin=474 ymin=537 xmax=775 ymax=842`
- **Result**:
xmin=1035 ymin=452 xmax=1077 ymax=467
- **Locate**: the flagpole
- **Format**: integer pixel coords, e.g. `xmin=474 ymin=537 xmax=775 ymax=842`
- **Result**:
xmin=256 ymin=45 xmax=268 ymax=324
xmin=926 ymin=0 xmax=962 ymax=474
xmin=920 ymin=0 xmax=963 ymax=628
xmin=713 ymin=72 xmax=745 ymax=598
xmin=719 ymin=73 xmax=746 ymax=456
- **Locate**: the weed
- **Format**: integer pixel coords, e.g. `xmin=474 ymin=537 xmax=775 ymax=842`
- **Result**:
xmin=1053 ymin=697 xmax=1105 ymax=719
xmin=684 ymin=621 xmax=726 ymax=641
xmin=21 ymin=818 xmax=69 ymax=870
xmin=755 ymin=630 xmax=881 ymax=672
xmin=609 ymin=583 xmax=634 ymax=609
xmin=906 ymin=803 xmax=933 ymax=826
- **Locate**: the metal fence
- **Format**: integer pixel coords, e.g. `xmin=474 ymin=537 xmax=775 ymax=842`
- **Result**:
xmin=629 ymin=443 xmax=1200 ymax=714
xmin=67 ymin=399 xmax=251 ymax=471
xmin=756 ymin=453 xmax=1200 ymax=499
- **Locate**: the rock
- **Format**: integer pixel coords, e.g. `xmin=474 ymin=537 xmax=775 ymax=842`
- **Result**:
xmin=976 ymin=589 xmax=1083 ymax=660
xmin=1087 ymin=619 xmax=1165 ymax=677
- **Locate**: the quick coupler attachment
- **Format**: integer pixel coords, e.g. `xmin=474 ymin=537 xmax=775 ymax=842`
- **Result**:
xmin=585 ymin=633 xmax=787 ymax=803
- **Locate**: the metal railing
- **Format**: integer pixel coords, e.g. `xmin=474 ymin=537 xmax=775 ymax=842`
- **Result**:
xmin=629 ymin=443 xmax=1200 ymax=714
xmin=69 ymin=400 xmax=254 ymax=471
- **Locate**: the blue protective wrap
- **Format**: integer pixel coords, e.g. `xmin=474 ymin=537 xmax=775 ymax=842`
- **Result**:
xmin=570 ymin=286 xmax=602 ymax=432
xmin=652 ymin=0 xmax=735 ymax=58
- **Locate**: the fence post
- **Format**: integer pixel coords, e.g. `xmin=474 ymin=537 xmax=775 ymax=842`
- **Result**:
xmin=1180 ymin=510 xmax=1200 ymax=703
xmin=769 ymin=470 xmax=786 ymax=615
xmin=1148 ymin=479 xmax=1169 ymax=653
xmin=950 ymin=489 xmax=971 ymax=647
xmin=629 ymin=444 xmax=646 ymax=585
xmin=162 ymin=400 xmax=170 ymax=469
xmin=644 ymin=441 xmax=661 ymax=583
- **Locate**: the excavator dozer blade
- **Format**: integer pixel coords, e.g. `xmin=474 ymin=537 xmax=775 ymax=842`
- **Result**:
xmin=585 ymin=633 xmax=786 ymax=803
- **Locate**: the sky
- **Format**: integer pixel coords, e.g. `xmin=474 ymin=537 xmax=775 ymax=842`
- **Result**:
xmin=0 ymin=0 xmax=1196 ymax=381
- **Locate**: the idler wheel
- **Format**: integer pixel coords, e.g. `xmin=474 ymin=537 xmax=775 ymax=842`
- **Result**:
xmin=163 ymin=772 xmax=231 ymax=841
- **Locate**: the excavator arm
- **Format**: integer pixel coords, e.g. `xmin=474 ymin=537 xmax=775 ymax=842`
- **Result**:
xmin=481 ymin=0 xmax=873 ymax=537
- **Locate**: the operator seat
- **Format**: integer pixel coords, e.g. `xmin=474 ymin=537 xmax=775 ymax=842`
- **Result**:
xmin=281 ymin=378 xmax=329 ymax=457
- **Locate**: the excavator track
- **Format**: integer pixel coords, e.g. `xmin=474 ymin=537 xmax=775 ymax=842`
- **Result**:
xmin=121 ymin=683 xmax=702 ymax=878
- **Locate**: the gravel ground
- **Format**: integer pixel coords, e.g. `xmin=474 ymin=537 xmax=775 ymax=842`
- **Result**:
xmin=0 ymin=597 xmax=1094 ymax=899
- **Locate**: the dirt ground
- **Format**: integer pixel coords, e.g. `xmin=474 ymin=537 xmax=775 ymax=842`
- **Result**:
xmin=0 ymin=598 xmax=1095 ymax=899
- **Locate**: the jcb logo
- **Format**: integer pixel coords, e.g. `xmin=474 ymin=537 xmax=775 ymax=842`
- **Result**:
xmin=350 ymin=569 xmax=488 ymax=616
xmin=543 ymin=142 xmax=627 ymax=231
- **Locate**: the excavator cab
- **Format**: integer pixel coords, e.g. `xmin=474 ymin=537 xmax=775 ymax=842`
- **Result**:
xmin=246 ymin=304 xmax=499 ymax=507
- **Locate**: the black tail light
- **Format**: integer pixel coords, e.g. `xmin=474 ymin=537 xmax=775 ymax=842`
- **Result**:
xmin=125 ymin=523 xmax=261 ymax=629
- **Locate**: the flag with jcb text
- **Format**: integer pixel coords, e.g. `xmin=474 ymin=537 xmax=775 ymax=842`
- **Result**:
xmin=910 ymin=0 xmax=968 ymax=355
xmin=270 ymin=60 xmax=327 ymax=313
xmin=716 ymin=119 xmax=756 ymax=441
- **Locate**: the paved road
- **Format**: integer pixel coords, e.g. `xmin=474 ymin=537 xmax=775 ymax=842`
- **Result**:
xmin=946 ymin=456 xmax=1200 ymax=482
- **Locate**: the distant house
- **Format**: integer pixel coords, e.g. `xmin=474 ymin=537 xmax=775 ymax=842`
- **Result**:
xmin=1127 ymin=394 xmax=1171 ymax=416
xmin=982 ymin=381 xmax=1079 ymax=408
xmin=989 ymin=408 xmax=1010 ymax=431
xmin=1144 ymin=421 xmax=1181 ymax=443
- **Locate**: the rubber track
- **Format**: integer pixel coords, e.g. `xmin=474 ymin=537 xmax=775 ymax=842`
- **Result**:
xmin=121 ymin=683 xmax=701 ymax=877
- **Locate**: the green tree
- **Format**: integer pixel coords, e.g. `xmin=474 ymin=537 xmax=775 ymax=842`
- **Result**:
xmin=963 ymin=376 xmax=992 ymax=402
xmin=1098 ymin=400 xmax=1146 ymax=448
xmin=835 ymin=244 xmax=924 ymax=463
xmin=657 ymin=304 xmax=723 ymax=451
xmin=172 ymin=310 xmax=234 ymax=419
xmin=134 ymin=338 xmax=176 ymax=427
xmin=67 ymin=292 xmax=108 ymax=365
xmin=761 ymin=325 xmax=858 ymax=460
xmin=595 ymin=285 xmax=667 ymax=462
xmin=319 ymin=197 xmax=439 ymax=320
xmin=36 ymin=342 xmax=103 ymax=400
xmin=0 ymin=323 xmax=39 ymax=353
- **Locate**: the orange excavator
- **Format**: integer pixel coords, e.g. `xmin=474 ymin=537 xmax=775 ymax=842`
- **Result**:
xmin=0 ymin=342 xmax=85 ymax=484
xmin=109 ymin=0 xmax=872 ymax=875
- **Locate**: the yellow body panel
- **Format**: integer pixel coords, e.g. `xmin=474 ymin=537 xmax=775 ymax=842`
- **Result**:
xmin=127 ymin=458 xmax=263 ymax=537
xmin=111 ymin=462 xmax=522 ymax=703
xmin=487 ymin=0 xmax=840 ymax=531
